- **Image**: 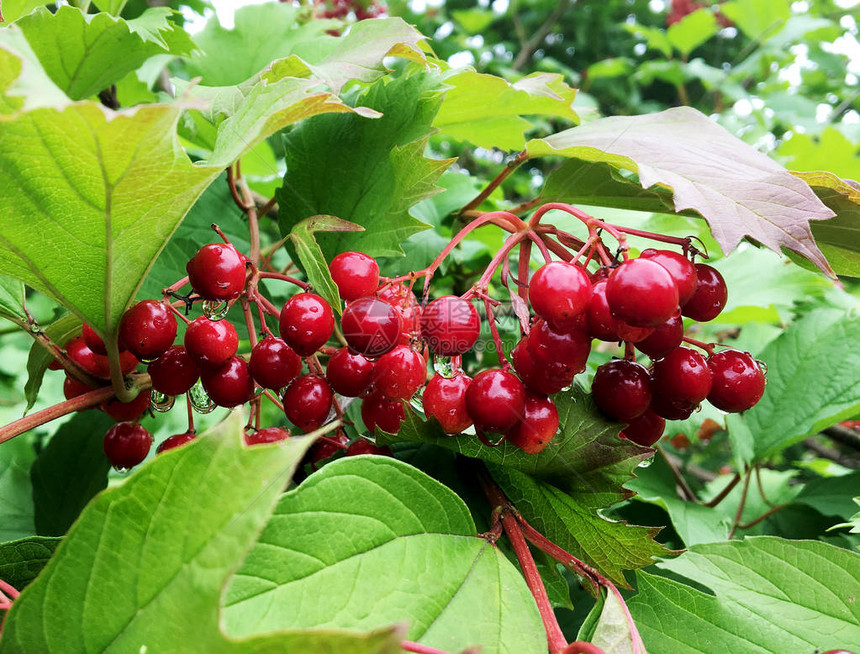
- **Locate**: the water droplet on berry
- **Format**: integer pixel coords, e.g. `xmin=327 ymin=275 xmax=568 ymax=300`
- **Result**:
xmin=638 ymin=454 xmax=656 ymax=468
xmin=113 ymin=465 xmax=130 ymax=474
xmin=476 ymin=430 xmax=507 ymax=447
xmin=150 ymin=390 xmax=175 ymax=413
xmin=202 ymin=299 xmax=229 ymax=321
xmin=757 ymin=359 xmax=768 ymax=378
xmin=433 ymin=355 xmax=455 ymax=378
xmin=410 ymin=390 xmax=424 ymax=413
xmin=189 ymin=379 xmax=217 ymax=414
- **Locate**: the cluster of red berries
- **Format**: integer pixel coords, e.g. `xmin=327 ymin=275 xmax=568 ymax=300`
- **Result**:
xmin=315 ymin=0 xmax=387 ymax=20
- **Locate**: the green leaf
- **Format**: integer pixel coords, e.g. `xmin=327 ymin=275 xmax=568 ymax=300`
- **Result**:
xmin=277 ymin=73 xmax=451 ymax=259
xmin=0 ymin=273 xmax=24 ymax=323
xmin=433 ymin=70 xmax=579 ymax=150
xmin=264 ymin=17 xmax=428 ymax=95
xmin=23 ymin=313 xmax=81 ymax=413
xmin=587 ymin=589 xmax=647 ymax=654
xmin=528 ymin=107 xmax=836 ymax=277
xmin=489 ymin=465 xmax=667 ymax=587
xmin=0 ymin=436 xmax=35 ymax=543
xmin=779 ymin=128 xmax=860 ymax=181
xmin=794 ymin=472 xmax=860 ymax=522
xmin=91 ymin=0 xmax=128 ymax=17
xmin=0 ymin=0 xmax=46 ymax=24
xmin=0 ymin=536 xmax=60 ymax=591
xmin=0 ymin=27 xmax=68 ymax=113
xmin=720 ymin=0 xmax=791 ymax=40
xmin=623 ymin=22 xmax=672 ymax=58
xmin=629 ymin=538 xmax=860 ymax=652
xmin=451 ymin=8 xmax=496 ymax=33
xmin=30 ymin=410 xmax=115 ymax=537
xmin=224 ymin=456 xmax=546 ymax=654
xmin=17 ymin=6 xmax=193 ymax=101
xmin=666 ymin=9 xmax=718 ymax=57
xmin=288 ymin=216 xmax=364 ymax=313
xmin=0 ymin=413 xmax=402 ymax=653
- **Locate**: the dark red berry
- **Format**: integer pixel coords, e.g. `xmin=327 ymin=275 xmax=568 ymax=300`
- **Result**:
xmin=325 ymin=347 xmax=374 ymax=397
xmin=640 ymin=249 xmax=698 ymax=306
xmin=103 ymin=422 xmax=152 ymax=468
xmin=635 ymin=314 xmax=683 ymax=360
xmin=465 ymin=368 xmax=526 ymax=434
xmin=620 ymin=410 xmax=665 ymax=447
xmin=118 ymin=300 xmax=177 ymax=361
xmin=378 ymin=283 xmax=422 ymax=344
xmin=102 ymin=391 xmax=151 ymax=422
xmin=527 ymin=319 xmax=591 ymax=377
xmin=591 ymin=360 xmax=652 ymax=422
xmin=511 ymin=338 xmax=569 ymax=395
xmin=283 ymin=374 xmax=333 ymax=432
xmin=147 ymin=345 xmax=200 ymax=396
xmin=649 ymin=393 xmax=697 ymax=421
xmin=156 ymin=432 xmax=196 ymax=454
xmin=372 ymin=345 xmax=426 ymax=399
xmin=682 ymin=263 xmax=727 ymax=322
xmin=184 ymin=317 xmax=238 ymax=369
xmin=279 ymin=293 xmax=335 ymax=357
xmin=47 ymin=358 xmax=63 ymax=371
xmin=82 ymin=323 xmax=124 ymax=355
xmin=249 ymin=336 xmax=302 ymax=390
xmin=421 ymin=296 xmax=480 ymax=356
xmin=186 ymin=242 xmax=246 ymax=300
xmin=307 ymin=433 xmax=349 ymax=469
xmin=67 ymin=336 xmax=138 ymax=379
xmin=345 ymin=438 xmax=392 ymax=456
xmin=707 ymin=350 xmax=765 ymax=412
xmin=587 ymin=282 xmax=654 ymax=343
xmin=329 ymin=251 xmax=379 ymax=301
xmin=340 ymin=296 xmax=401 ymax=357
xmin=606 ymin=258 xmax=679 ymax=328
xmin=651 ymin=346 xmax=712 ymax=407
xmin=423 ymin=373 xmax=472 ymax=434
xmin=201 ymin=356 xmax=255 ymax=407
xmin=63 ymin=375 xmax=99 ymax=400
xmin=361 ymin=390 xmax=405 ymax=434
xmin=507 ymin=392 xmax=559 ymax=454
xmin=529 ymin=261 xmax=592 ymax=329
xmin=244 ymin=427 xmax=291 ymax=446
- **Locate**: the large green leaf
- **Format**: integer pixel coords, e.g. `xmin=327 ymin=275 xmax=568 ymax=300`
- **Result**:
xmin=629 ymin=538 xmax=860 ymax=652
xmin=16 ymin=6 xmax=193 ymax=101
xmin=0 ymin=0 xmax=46 ymax=23
xmin=277 ymin=72 xmax=451 ymax=259
xmin=720 ymin=0 xmax=791 ymax=39
xmin=528 ymin=107 xmax=835 ymax=276
xmin=793 ymin=471 xmax=860 ymax=522
xmin=224 ymin=456 xmax=546 ymax=654
xmin=0 ymin=536 xmax=60 ymax=592
xmin=0 ymin=413 xmax=402 ymax=654
xmin=0 ymin=436 xmax=35 ymax=543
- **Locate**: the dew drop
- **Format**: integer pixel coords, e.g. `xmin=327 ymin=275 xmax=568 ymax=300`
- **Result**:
xmin=638 ymin=454 xmax=656 ymax=468
xmin=150 ymin=390 xmax=175 ymax=413
xmin=113 ymin=465 xmax=130 ymax=474
xmin=29 ymin=322 xmax=41 ymax=333
xmin=202 ymin=299 xmax=229 ymax=321
xmin=189 ymin=379 xmax=217 ymax=414
xmin=433 ymin=355 xmax=455 ymax=378
xmin=476 ymin=430 xmax=507 ymax=447
xmin=757 ymin=359 xmax=768 ymax=379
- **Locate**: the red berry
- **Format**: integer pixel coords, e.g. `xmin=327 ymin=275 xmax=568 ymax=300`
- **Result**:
xmin=649 ymin=393 xmax=697 ymax=421
xmin=184 ymin=317 xmax=239 ymax=369
xmin=118 ymin=300 xmax=177 ymax=361
xmin=465 ymin=368 xmax=526 ymax=434
xmin=507 ymin=392 xmax=559 ymax=454
xmin=345 ymin=438 xmax=392 ymax=456
xmin=63 ymin=375 xmax=99 ymax=400
xmin=329 ymin=251 xmax=379 ymax=301
xmin=651 ymin=346 xmax=712 ymax=406
xmin=201 ymin=356 xmax=255 ymax=407
xmin=283 ymin=374 xmax=333 ymax=432
xmin=147 ymin=345 xmax=200 ymax=396
xmin=67 ymin=336 xmax=138 ymax=379
xmin=186 ymin=242 xmax=246 ymax=300
xmin=47 ymin=358 xmax=63 ymax=371
xmin=103 ymin=422 xmax=152 ymax=468
xmin=587 ymin=282 xmax=654 ymax=343
xmin=529 ymin=261 xmax=592 ymax=329
xmin=682 ymin=263 xmax=727 ymax=322
xmin=511 ymin=337 xmax=570 ymax=395
xmin=423 ymin=373 xmax=472 ymax=434
xmin=591 ymin=360 xmax=652 ymax=422
xmin=640 ymin=249 xmax=698 ymax=306
xmin=372 ymin=345 xmax=426 ymax=399
xmin=620 ymin=410 xmax=665 ymax=447
xmin=279 ymin=293 xmax=335 ymax=356
xmin=325 ymin=347 xmax=374 ymax=397
xmin=82 ymin=323 xmax=124 ymax=355
xmin=102 ymin=391 xmax=151 ymax=422
xmin=156 ymin=432 xmax=196 ymax=454
xmin=340 ymin=296 xmax=401 ymax=357
xmin=421 ymin=296 xmax=480 ymax=356
xmin=707 ymin=350 xmax=765 ymax=412
xmin=244 ymin=427 xmax=291 ymax=446
xmin=606 ymin=259 xmax=679 ymax=328
xmin=635 ymin=314 xmax=683 ymax=360
xmin=307 ymin=433 xmax=349 ymax=469
xmin=378 ymin=283 xmax=422 ymax=344
xmin=361 ymin=390 xmax=405 ymax=434
xmin=527 ymin=319 xmax=591 ymax=377
xmin=249 ymin=336 xmax=302 ymax=390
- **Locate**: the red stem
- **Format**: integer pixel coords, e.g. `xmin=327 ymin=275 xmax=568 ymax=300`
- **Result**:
xmin=682 ymin=336 xmax=716 ymax=356
xmin=460 ymin=150 xmax=528 ymax=214
xmin=400 ymin=641 xmax=457 ymax=654
xmin=483 ymin=298 xmax=509 ymax=367
xmin=0 ymin=579 xmax=19 ymax=600
xmin=259 ymin=271 xmax=310 ymax=289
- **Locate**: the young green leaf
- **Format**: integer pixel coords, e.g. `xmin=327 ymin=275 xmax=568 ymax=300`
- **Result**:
xmin=0 ymin=274 xmax=25 ymax=324
xmin=23 ymin=313 xmax=81 ymax=413
xmin=0 ymin=536 xmax=60 ymax=592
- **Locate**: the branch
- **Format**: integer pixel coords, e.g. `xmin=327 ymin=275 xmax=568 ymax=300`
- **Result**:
xmin=512 ymin=0 xmax=571 ymax=71
xmin=460 ymin=151 xmax=528 ymax=214
xmin=823 ymin=425 xmax=860 ymax=451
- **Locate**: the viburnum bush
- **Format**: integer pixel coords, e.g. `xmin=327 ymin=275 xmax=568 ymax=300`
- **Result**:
xmin=0 ymin=1 xmax=858 ymax=653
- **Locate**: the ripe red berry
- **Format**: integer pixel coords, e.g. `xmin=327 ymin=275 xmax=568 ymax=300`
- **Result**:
xmin=465 ymin=368 xmax=526 ymax=434
xmin=527 ymin=319 xmax=591 ymax=378
xmin=640 ymin=249 xmax=698 ymax=306
xmin=244 ymin=427 xmax=291 ymax=446
xmin=156 ymin=432 xmax=196 ymax=454
xmin=103 ymin=422 xmax=152 ymax=468
xmin=682 ymin=263 xmax=728 ymax=322
xmin=345 ymin=438 xmax=392 ymax=457
xmin=201 ymin=356 xmax=255 ymax=407
xmin=118 ymin=300 xmax=177 ymax=361
xmin=620 ymin=410 xmax=665 ymax=447
xmin=340 ymin=296 xmax=401 ymax=357
xmin=649 ymin=393 xmax=697 ymax=421
xmin=82 ymin=323 xmax=124 ymax=355
xmin=325 ymin=347 xmax=374 ymax=397
xmin=279 ymin=293 xmax=335 ymax=357
xmin=421 ymin=296 xmax=480 ymax=356
xmin=635 ymin=314 xmax=684 ymax=360
xmin=378 ymin=283 xmax=422 ymax=344
xmin=329 ymin=251 xmax=379 ymax=301
xmin=184 ymin=317 xmax=239 ymax=369
xmin=63 ymin=375 xmax=99 ymax=400
xmin=102 ymin=391 xmax=151 ymax=422
xmin=186 ymin=242 xmax=246 ymax=300
xmin=591 ymin=360 xmax=652 ymax=423
xmin=423 ymin=373 xmax=472 ymax=434
xmin=66 ymin=336 xmax=138 ymax=379
xmin=372 ymin=345 xmax=426 ymax=399
xmin=507 ymin=392 xmax=559 ymax=454
xmin=606 ymin=258 xmax=679 ymax=328
xmin=249 ymin=336 xmax=302 ymax=390
xmin=361 ymin=390 xmax=405 ymax=434
xmin=651 ymin=346 xmax=712 ymax=405
xmin=283 ymin=374 xmax=333 ymax=432
xmin=587 ymin=282 xmax=654 ymax=343
xmin=307 ymin=433 xmax=349 ymax=470
xmin=707 ymin=350 xmax=765 ymax=412
xmin=511 ymin=337 xmax=570 ymax=395
xmin=529 ymin=261 xmax=593 ymax=329
xmin=147 ymin=345 xmax=200 ymax=396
